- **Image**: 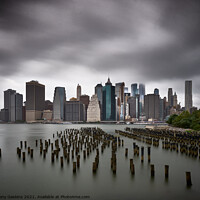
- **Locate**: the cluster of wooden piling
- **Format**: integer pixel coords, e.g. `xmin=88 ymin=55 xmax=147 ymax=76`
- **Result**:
xmin=116 ymin=128 xmax=200 ymax=159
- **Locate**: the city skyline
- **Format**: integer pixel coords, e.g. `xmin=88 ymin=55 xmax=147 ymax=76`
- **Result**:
xmin=0 ymin=0 xmax=200 ymax=108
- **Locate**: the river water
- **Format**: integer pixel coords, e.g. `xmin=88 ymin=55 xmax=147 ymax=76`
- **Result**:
xmin=0 ymin=124 xmax=200 ymax=200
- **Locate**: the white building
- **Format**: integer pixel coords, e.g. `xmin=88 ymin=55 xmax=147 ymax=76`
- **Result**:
xmin=87 ymin=94 xmax=101 ymax=122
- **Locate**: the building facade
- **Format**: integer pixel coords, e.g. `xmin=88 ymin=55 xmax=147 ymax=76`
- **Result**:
xmin=102 ymin=78 xmax=116 ymax=121
xmin=139 ymin=83 xmax=145 ymax=116
xmin=65 ymin=101 xmax=85 ymax=121
xmin=26 ymin=80 xmax=45 ymax=122
xmin=144 ymin=94 xmax=160 ymax=120
xmin=87 ymin=94 xmax=101 ymax=122
xmin=80 ymin=95 xmax=90 ymax=121
xmin=185 ymin=80 xmax=192 ymax=112
xmin=131 ymin=83 xmax=138 ymax=97
xmin=11 ymin=93 xmax=23 ymax=122
xmin=53 ymin=87 xmax=66 ymax=121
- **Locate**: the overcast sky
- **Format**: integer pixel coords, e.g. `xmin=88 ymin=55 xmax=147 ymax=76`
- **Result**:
xmin=0 ymin=0 xmax=200 ymax=108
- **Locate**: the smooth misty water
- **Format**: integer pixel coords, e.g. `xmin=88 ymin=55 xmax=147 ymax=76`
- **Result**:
xmin=0 ymin=124 xmax=200 ymax=200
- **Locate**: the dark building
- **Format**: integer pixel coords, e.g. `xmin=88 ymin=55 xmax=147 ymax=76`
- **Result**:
xmin=144 ymin=94 xmax=160 ymax=120
xmin=95 ymin=83 xmax=103 ymax=119
xmin=128 ymin=96 xmax=140 ymax=119
xmin=154 ymin=88 xmax=159 ymax=95
xmin=168 ymin=88 xmax=173 ymax=107
xmin=0 ymin=109 xmax=9 ymax=122
xmin=45 ymin=100 xmax=53 ymax=111
xmin=159 ymin=98 xmax=165 ymax=121
xmin=80 ymin=95 xmax=90 ymax=121
xmin=102 ymin=78 xmax=116 ymax=121
xmin=131 ymin=83 xmax=138 ymax=97
xmin=185 ymin=80 xmax=192 ymax=112
xmin=11 ymin=93 xmax=23 ymax=122
xmin=77 ymin=84 xmax=81 ymax=100
xmin=26 ymin=80 xmax=45 ymax=122
xmin=4 ymin=89 xmax=16 ymax=121
xmin=65 ymin=101 xmax=85 ymax=121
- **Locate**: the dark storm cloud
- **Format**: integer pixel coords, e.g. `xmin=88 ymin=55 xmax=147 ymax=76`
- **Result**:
xmin=0 ymin=0 xmax=200 ymax=81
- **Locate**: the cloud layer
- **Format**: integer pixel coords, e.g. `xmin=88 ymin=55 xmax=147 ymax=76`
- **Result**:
xmin=0 ymin=0 xmax=200 ymax=107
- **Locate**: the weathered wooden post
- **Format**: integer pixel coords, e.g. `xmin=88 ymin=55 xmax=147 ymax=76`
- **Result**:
xmin=30 ymin=149 xmax=33 ymax=158
xmin=186 ymin=172 xmax=192 ymax=186
xmin=60 ymin=156 xmax=64 ymax=168
xmin=148 ymin=147 xmax=151 ymax=163
xmin=51 ymin=152 xmax=54 ymax=163
xmin=36 ymin=140 xmax=38 ymax=147
xmin=151 ymin=164 xmax=155 ymax=177
xmin=165 ymin=165 xmax=169 ymax=179
xmin=73 ymin=162 xmax=76 ymax=173
xmin=22 ymin=152 xmax=26 ymax=162
xmin=141 ymin=146 xmax=144 ymax=163
xmin=0 ymin=148 xmax=1 ymax=158
xmin=93 ymin=162 xmax=97 ymax=173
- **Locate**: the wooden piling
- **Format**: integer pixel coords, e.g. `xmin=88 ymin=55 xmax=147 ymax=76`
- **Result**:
xmin=130 ymin=163 xmax=135 ymax=175
xmin=20 ymin=141 xmax=23 ymax=149
xmin=22 ymin=152 xmax=25 ymax=162
xmin=148 ymin=147 xmax=151 ymax=163
xmin=186 ymin=172 xmax=192 ymax=186
xmin=30 ymin=149 xmax=33 ymax=158
xmin=60 ymin=156 xmax=64 ymax=168
xmin=93 ymin=162 xmax=97 ymax=173
xmin=141 ymin=146 xmax=144 ymax=163
xmin=51 ymin=152 xmax=54 ymax=163
xmin=73 ymin=162 xmax=76 ymax=173
xmin=35 ymin=140 xmax=38 ymax=147
xmin=24 ymin=141 xmax=27 ymax=149
xmin=0 ymin=148 xmax=1 ymax=158
xmin=151 ymin=164 xmax=155 ymax=177
xmin=165 ymin=165 xmax=169 ymax=179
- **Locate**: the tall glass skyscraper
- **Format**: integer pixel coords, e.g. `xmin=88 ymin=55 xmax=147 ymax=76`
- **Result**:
xmin=102 ymin=78 xmax=116 ymax=121
xmin=131 ymin=83 xmax=138 ymax=97
xmin=139 ymin=83 xmax=145 ymax=116
xmin=53 ymin=87 xmax=66 ymax=121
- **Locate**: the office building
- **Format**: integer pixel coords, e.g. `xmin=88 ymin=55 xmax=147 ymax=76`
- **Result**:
xmin=53 ymin=87 xmax=66 ymax=121
xmin=185 ymin=80 xmax=192 ymax=112
xmin=168 ymin=88 xmax=173 ymax=107
xmin=131 ymin=83 xmax=138 ymax=97
xmin=77 ymin=84 xmax=81 ymax=100
xmin=102 ymin=78 xmax=116 ymax=121
xmin=139 ymin=83 xmax=145 ymax=116
xmin=87 ymin=94 xmax=101 ymax=122
xmin=173 ymin=92 xmax=178 ymax=108
xmin=80 ymin=95 xmax=90 ymax=121
xmin=154 ymin=88 xmax=159 ymax=95
xmin=11 ymin=93 xmax=23 ymax=122
xmin=26 ymin=80 xmax=45 ymax=122
xmin=144 ymin=94 xmax=160 ymax=120
xmin=65 ymin=101 xmax=85 ymax=121
xmin=115 ymin=82 xmax=125 ymax=121
xmin=4 ymin=89 xmax=16 ymax=121
xmin=128 ymin=95 xmax=140 ymax=119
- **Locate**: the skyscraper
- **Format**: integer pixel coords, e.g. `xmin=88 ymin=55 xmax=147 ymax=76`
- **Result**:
xmin=173 ymin=92 xmax=178 ymax=108
xmin=26 ymin=80 xmax=45 ymax=122
xmin=115 ymin=82 xmax=125 ymax=121
xmin=95 ymin=83 xmax=103 ymax=106
xmin=131 ymin=83 xmax=138 ymax=97
xmin=168 ymin=88 xmax=173 ymax=107
xmin=102 ymin=78 xmax=116 ymax=121
xmin=139 ymin=83 xmax=145 ymax=116
xmin=11 ymin=93 xmax=23 ymax=122
xmin=80 ymin=95 xmax=90 ymax=121
xmin=128 ymin=96 xmax=140 ymax=119
xmin=144 ymin=94 xmax=160 ymax=120
xmin=4 ymin=89 xmax=16 ymax=121
xmin=154 ymin=88 xmax=159 ymax=95
xmin=53 ymin=87 xmax=66 ymax=121
xmin=185 ymin=80 xmax=192 ymax=111
xmin=87 ymin=94 xmax=101 ymax=122
xmin=77 ymin=84 xmax=81 ymax=100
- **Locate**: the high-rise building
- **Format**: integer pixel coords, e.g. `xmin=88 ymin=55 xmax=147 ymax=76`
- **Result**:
xmin=26 ymin=80 xmax=45 ymax=122
xmin=95 ymin=83 xmax=103 ymax=107
xmin=139 ymin=83 xmax=145 ymax=116
xmin=4 ymin=89 xmax=16 ymax=121
xmin=168 ymin=88 xmax=173 ymax=107
xmin=87 ymin=94 xmax=101 ymax=122
xmin=154 ymin=88 xmax=159 ymax=95
xmin=131 ymin=83 xmax=138 ymax=97
xmin=159 ymin=98 xmax=165 ymax=121
xmin=77 ymin=84 xmax=81 ymax=100
xmin=173 ymin=92 xmax=178 ymax=108
xmin=65 ymin=101 xmax=85 ymax=121
xmin=11 ymin=93 xmax=23 ymax=122
xmin=115 ymin=82 xmax=125 ymax=121
xmin=124 ymin=92 xmax=131 ymax=120
xmin=102 ymin=78 xmax=116 ymax=121
xmin=128 ymin=96 xmax=140 ymax=119
xmin=53 ymin=87 xmax=66 ymax=121
xmin=144 ymin=94 xmax=160 ymax=120
xmin=80 ymin=95 xmax=90 ymax=121
xmin=185 ymin=80 xmax=192 ymax=112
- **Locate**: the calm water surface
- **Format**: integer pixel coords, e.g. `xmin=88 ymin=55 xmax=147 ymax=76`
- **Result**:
xmin=0 ymin=124 xmax=200 ymax=200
